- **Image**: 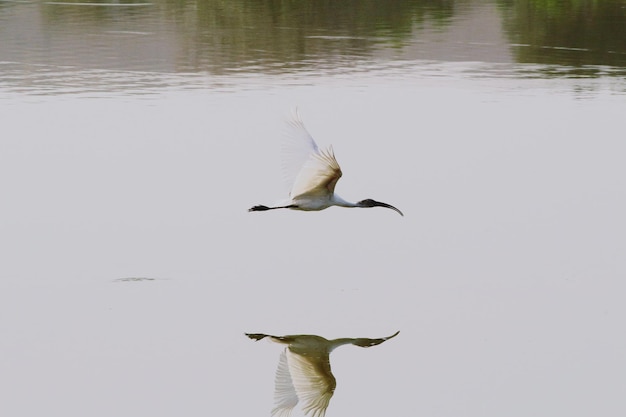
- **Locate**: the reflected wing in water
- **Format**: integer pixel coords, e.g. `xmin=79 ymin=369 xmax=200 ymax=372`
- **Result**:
xmin=272 ymin=350 xmax=299 ymax=417
xmin=286 ymin=349 xmax=335 ymax=417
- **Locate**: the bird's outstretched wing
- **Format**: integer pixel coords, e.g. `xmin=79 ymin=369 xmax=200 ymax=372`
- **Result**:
xmin=290 ymin=146 xmax=342 ymax=200
xmin=272 ymin=351 xmax=299 ymax=417
xmin=281 ymin=109 xmax=320 ymax=193
xmin=281 ymin=109 xmax=343 ymax=200
xmin=286 ymin=349 xmax=336 ymax=417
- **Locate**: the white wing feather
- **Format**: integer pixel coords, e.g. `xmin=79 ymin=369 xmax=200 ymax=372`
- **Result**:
xmin=280 ymin=109 xmax=343 ymax=200
xmin=272 ymin=351 xmax=299 ymax=417
xmin=290 ymin=147 xmax=342 ymax=200
xmin=286 ymin=349 xmax=335 ymax=417
xmin=280 ymin=109 xmax=321 ymax=193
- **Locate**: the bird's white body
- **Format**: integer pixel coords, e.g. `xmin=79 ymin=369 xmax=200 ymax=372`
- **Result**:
xmin=289 ymin=193 xmax=354 ymax=212
xmin=246 ymin=331 xmax=400 ymax=417
xmin=249 ymin=110 xmax=403 ymax=216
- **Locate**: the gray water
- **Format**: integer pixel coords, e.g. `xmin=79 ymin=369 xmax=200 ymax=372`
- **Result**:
xmin=1 ymin=1 xmax=625 ymax=417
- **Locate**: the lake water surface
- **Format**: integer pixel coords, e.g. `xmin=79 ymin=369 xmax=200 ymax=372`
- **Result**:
xmin=1 ymin=1 xmax=625 ymax=417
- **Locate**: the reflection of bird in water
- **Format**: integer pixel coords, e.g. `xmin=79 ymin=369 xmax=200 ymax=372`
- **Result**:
xmin=248 ymin=109 xmax=403 ymax=216
xmin=246 ymin=331 xmax=400 ymax=417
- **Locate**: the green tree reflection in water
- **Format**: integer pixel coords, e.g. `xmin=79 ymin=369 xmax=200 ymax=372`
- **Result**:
xmin=26 ymin=0 xmax=626 ymax=77
xmin=498 ymin=0 xmax=626 ymax=75
xmin=37 ymin=0 xmax=456 ymax=73
xmin=163 ymin=0 xmax=456 ymax=73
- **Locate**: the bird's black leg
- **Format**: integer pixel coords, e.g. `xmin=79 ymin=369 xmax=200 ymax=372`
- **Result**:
xmin=248 ymin=204 xmax=298 ymax=212
xmin=248 ymin=205 xmax=272 ymax=212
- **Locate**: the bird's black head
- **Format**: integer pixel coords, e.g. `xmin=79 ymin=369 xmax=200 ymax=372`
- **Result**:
xmin=357 ymin=199 xmax=404 ymax=216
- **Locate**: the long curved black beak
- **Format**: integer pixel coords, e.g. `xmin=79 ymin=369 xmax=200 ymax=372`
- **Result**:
xmin=354 ymin=330 xmax=400 ymax=347
xmin=372 ymin=200 xmax=404 ymax=216
xmin=383 ymin=330 xmax=400 ymax=341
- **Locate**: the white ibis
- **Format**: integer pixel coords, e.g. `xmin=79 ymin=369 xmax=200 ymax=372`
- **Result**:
xmin=249 ymin=110 xmax=403 ymax=216
xmin=246 ymin=331 xmax=400 ymax=417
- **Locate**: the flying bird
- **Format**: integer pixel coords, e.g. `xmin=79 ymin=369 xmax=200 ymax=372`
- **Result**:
xmin=246 ymin=331 xmax=400 ymax=417
xmin=248 ymin=110 xmax=403 ymax=216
